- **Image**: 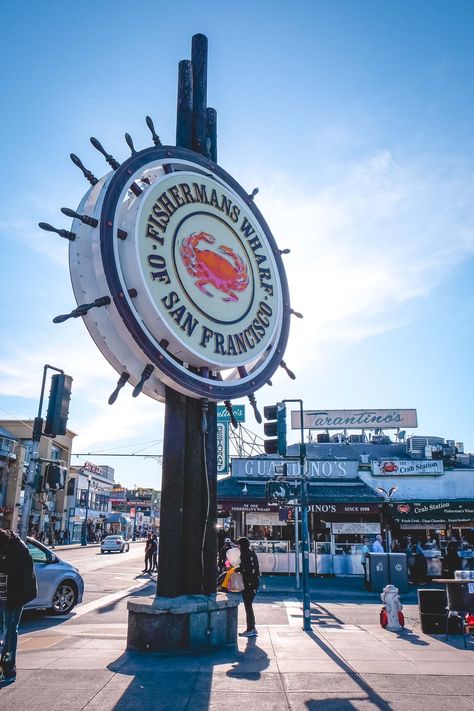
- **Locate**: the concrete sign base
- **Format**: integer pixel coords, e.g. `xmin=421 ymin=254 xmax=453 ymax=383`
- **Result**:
xmin=127 ymin=593 xmax=239 ymax=653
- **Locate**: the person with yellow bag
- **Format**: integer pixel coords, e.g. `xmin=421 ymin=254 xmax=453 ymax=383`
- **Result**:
xmin=217 ymin=546 xmax=242 ymax=591
xmin=235 ymin=537 xmax=260 ymax=637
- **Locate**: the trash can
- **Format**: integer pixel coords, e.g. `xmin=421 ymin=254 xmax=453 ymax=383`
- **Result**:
xmin=366 ymin=553 xmax=389 ymax=592
xmin=388 ymin=553 xmax=408 ymax=594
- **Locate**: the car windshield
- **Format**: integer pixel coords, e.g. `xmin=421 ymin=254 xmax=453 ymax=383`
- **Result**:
xmin=105 ymin=536 xmax=122 ymax=541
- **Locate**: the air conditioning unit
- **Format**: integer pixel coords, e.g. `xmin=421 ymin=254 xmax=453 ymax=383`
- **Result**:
xmin=407 ymin=436 xmax=445 ymax=454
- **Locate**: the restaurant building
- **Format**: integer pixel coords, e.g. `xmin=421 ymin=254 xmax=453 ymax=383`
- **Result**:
xmin=217 ymin=414 xmax=474 ymax=575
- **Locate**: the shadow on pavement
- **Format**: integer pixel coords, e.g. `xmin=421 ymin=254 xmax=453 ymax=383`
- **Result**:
xmin=226 ymin=636 xmax=270 ymax=678
xmin=20 ymin=609 xmax=73 ymax=633
xmin=96 ymin=582 xmax=156 ymax=615
xmin=305 ymin=630 xmax=390 ymax=710
xmin=104 ymin=635 xmax=269 ymax=709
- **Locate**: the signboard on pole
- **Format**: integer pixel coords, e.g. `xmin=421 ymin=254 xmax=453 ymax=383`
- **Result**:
xmin=217 ymin=422 xmax=228 ymax=474
xmin=291 ymin=409 xmax=418 ymax=430
xmin=217 ymin=405 xmax=246 ymax=423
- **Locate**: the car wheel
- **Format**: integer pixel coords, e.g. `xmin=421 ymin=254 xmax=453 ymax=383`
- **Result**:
xmin=120 ymin=546 xmax=124 ymax=553
xmin=101 ymin=550 xmax=104 ymax=554
xmin=50 ymin=581 xmax=78 ymax=615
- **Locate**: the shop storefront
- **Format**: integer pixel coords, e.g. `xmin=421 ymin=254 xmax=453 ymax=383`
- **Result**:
xmin=218 ymin=458 xmax=384 ymax=575
xmin=220 ymin=451 xmax=474 ymax=576
xmin=388 ymin=500 xmax=474 ymax=573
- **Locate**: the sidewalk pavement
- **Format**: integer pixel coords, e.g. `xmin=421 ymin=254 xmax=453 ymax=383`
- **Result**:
xmin=3 ymin=579 xmax=474 ymax=710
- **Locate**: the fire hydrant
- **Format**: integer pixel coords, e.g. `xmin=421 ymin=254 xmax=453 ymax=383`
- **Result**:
xmin=381 ymin=584 xmax=403 ymax=631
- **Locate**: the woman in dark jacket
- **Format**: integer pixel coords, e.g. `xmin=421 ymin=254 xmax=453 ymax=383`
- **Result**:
xmin=0 ymin=529 xmax=38 ymax=681
xmin=236 ymin=537 xmax=260 ymax=637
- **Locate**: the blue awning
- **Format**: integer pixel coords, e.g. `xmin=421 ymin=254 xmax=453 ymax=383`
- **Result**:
xmin=105 ymin=513 xmax=131 ymax=525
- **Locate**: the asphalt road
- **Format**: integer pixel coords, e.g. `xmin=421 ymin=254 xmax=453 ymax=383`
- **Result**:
xmin=20 ymin=542 xmax=289 ymax=638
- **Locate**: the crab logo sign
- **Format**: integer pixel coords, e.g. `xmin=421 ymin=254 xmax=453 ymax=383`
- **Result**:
xmin=379 ymin=461 xmax=399 ymax=474
xmin=180 ymin=231 xmax=249 ymax=302
xmin=68 ymin=147 xmax=290 ymax=401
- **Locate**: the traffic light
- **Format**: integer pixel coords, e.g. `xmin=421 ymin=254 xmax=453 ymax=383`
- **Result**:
xmin=44 ymin=373 xmax=73 ymax=436
xmin=265 ymin=479 xmax=291 ymax=503
xmin=44 ymin=463 xmax=67 ymax=491
xmin=263 ymin=402 xmax=287 ymax=455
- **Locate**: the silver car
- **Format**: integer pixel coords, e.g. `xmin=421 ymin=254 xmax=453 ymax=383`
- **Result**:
xmin=25 ymin=537 xmax=84 ymax=615
xmin=100 ymin=535 xmax=130 ymax=554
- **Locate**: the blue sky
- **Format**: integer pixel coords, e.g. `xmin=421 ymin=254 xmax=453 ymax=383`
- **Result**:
xmin=1 ymin=1 xmax=473 ymax=488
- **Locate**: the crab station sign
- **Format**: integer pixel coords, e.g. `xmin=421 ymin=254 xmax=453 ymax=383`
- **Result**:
xmin=67 ymin=147 xmax=290 ymax=402
xmin=372 ymin=460 xmax=444 ymax=476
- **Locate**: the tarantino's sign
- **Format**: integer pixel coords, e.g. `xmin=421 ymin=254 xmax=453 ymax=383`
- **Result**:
xmin=291 ymin=409 xmax=418 ymax=430
xmin=390 ymin=501 xmax=474 ymax=526
xmin=231 ymin=458 xmax=359 ymax=479
xmin=138 ymin=173 xmax=280 ymax=367
xmin=372 ymin=460 xmax=444 ymax=476
xmin=217 ymin=404 xmax=246 ymax=422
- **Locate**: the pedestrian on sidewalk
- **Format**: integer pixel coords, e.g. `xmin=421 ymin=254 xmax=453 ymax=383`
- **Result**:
xmin=151 ymin=534 xmax=158 ymax=572
xmin=142 ymin=533 xmax=153 ymax=573
xmin=372 ymin=534 xmax=384 ymax=552
xmin=413 ymin=539 xmax=428 ymax=585
xmin=235 ymin=536 xmax=260 ymax=637
xmin=360 ymin=537 xmax=371 ymax=587
xmin=0 ymin=529 xmax=38 ymax=683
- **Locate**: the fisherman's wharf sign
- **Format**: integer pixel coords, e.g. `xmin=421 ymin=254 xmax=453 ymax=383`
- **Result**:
xmin=137 ymin=171 xmax=278 ymax=366
xmin=67 ymin=147 xmax=290 ymax=401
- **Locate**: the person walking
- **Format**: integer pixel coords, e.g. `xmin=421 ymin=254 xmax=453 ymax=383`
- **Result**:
xmin=142 ymin=533 xmax=153 ymax=573
xmin=235 ymin=537 xmax=260 ymax=637
xmin=413 ymin=539 xmax=428 ymax=585
xmin=372 ymin=534 xmax=384 ymax=553
xmin=445 ymin=537 xmax=460 ymax=579
xmin=360 ymin=537 xmax=371 ymax=587
xmin=151 ymin=534 xmax=158 ymax=573
xmin=0 ymin=529 xmax=38 ymax=683
xmin=406 ymin=538 xmax=416 ymax=583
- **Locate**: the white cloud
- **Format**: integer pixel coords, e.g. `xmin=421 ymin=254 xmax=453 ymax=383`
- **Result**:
xmin=246 ymin=150 xmax=474 ymax=367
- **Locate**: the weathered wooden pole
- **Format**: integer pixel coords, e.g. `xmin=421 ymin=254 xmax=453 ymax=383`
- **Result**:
xmin=157 ymin=33 xmax=218 ymax=598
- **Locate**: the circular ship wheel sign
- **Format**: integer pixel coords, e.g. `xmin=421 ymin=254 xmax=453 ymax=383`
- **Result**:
xmin=69 ymin=146 xmax=290 ymax=401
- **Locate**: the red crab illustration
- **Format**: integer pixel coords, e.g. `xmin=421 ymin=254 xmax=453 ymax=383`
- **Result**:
xmin=397 ymin=503 xmax=411 ymax=514
xmin=380 ymin=461 xmax=398 ymax=474
xmin=180 ymin=231 xmax=249 ymax=302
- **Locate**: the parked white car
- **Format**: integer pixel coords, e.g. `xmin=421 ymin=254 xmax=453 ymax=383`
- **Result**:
xmin=101 ymin=535 xmax=130 ymax=554
xmin=26 ymin=538 xmax=84 ymax=615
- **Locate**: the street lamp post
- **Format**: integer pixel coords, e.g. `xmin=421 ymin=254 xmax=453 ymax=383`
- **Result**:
xmin=81 ymin=474 xmax=92 ymax=546
xmin=283 ymin=399 xmax=311 ymax=631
